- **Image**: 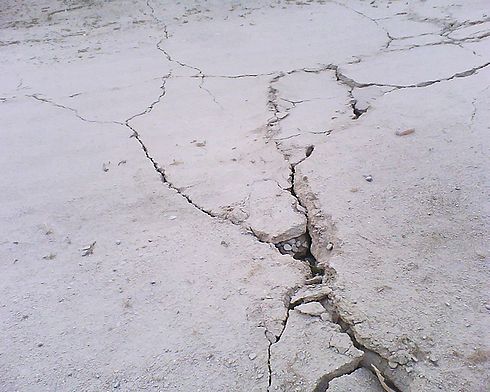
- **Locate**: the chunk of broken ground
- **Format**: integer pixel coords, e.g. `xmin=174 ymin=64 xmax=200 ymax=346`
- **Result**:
xmin=295 ymin=302 xmax=326 ymax=316
xmin=328 ymin=368 xmax=384 ymax=392
xmin=246 ymin=180 xmax=306 ymax=243
xmin=269 ymin=311 xmax=363 ymax=391
xmin=291 ymin=284 xmax=332 ymax=306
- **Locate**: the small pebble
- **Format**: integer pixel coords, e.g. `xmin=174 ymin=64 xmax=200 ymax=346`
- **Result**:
xmin=320 ymin=312 xmax=333 ymax=322
xmin=283 ymin=244 xmax=292 ymax=251
xmin=305 ymin=276 xmax=322 ymax=285
xmin=395 ymin=128 xmax=415 ymax=136
xmin=248 ymin=353 xmax=257 ymax=360
xmin=115 ymin=240 xmax=121 ymax=245
xmin=326 ymin=242 xmax=334 ymax=251
xmin=295 ymin=302 xmax=325 ymax=316
xmin=364 ymin=175 xmax=373 ymax=182
xmin=168 ymin=216 xmax=177 ymax=220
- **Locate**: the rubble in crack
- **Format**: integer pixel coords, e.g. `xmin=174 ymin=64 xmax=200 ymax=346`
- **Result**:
xmin=269 ymin=310 xmax=363 ymax=392
xmin=327 ymin=368 xmax=384 ymax=392
xmin=275 ymin=232 xmax=326 ymax=277
xmin=246 ymin=180 xmax=307 ymax=244
xmin=275 ymin=233 xmax=310 ymax=259
xmin=290 ymin=284 xmax=332 ymax=307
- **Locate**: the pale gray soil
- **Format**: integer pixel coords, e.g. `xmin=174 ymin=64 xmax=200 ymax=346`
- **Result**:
xmin=0 ymin=1 xmax=489 ymax=391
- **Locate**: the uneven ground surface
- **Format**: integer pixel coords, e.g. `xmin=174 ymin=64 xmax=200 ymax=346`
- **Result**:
xmin=1 ymin=1 xmax=489 ymax=391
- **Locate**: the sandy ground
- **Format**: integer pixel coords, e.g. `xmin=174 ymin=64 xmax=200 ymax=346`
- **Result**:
xmin=1 ymin=1 xmax=489 ymax=391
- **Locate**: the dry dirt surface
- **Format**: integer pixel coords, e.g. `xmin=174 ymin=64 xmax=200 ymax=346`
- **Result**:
xmin=1 ymin=1 xmax=489 ymax=391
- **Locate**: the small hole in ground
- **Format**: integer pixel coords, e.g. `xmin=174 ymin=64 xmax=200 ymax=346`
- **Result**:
xmin=275 ymin=232 xmax=324 ymax=276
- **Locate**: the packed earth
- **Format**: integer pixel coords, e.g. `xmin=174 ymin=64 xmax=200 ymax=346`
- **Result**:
xmin=1 ymin=1 xmax=489 ymax=391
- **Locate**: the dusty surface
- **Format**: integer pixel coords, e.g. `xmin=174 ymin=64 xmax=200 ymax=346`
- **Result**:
xmin=0 ymin=1 xmax=489 ymax=391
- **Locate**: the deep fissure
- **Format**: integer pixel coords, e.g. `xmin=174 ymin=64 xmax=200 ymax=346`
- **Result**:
xmin=31 ymin=65 xmax=406 ymax=391
xmin=323 ymin=307 xmax=403 ymax=391
xmin=351 ymin=99 xmax=368 ymax=119
xmin=15 ymin=1 xmax=486 ymax=389
xmin=277 ymin=159 xmax=325 ymax=277
xmin=265 ymin=73 xmax=403 ymax=392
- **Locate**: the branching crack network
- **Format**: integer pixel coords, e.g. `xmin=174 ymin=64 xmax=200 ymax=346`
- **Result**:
xmin=23 ymin=3 xmax=490 ymax=390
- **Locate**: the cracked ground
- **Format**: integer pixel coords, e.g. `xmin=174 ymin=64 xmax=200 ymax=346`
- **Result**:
xmin=0 ymin=1 xmax=489 ymax=391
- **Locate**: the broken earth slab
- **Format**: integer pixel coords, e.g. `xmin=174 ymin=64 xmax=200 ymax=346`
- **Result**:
xmin=293 ymin=70 xmax=490 ymax=391
xmin=340 ymin=44 xmax=487 ymax=87
xmin=351 ymin=86 xmax=391 ymax=116
xmin=327 ymin=368 xmax=384 ymax=392
xmin=290 ymin=284 xmax=332 ymax=307
xmin=247 ymin=180 xmax=306 ymax=243
xmin=386 ymin=34 xmax=451 ymax=51
xmin=128 ymin=75 xmax=309 ymax=244
xmin=269 ymin=310 xmax=363 ymax=392
xmin=268 ymin=69 xmax=353 ymax=165
xmin=295 ymin=302 xmax=326 ymax=317
xmin=0 ymin=97 xmax=310 ymax=391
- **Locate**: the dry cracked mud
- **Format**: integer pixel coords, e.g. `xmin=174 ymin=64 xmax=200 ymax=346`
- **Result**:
xmin=1 ymin=1 xmax=489 ymax=391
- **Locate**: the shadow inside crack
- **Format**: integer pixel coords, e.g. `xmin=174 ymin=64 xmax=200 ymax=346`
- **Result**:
xmin=275 ymin=232 xmax=325 ymax=276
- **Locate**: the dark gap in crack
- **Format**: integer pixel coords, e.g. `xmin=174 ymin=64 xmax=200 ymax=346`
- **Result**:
xmin=313 ymin=361 xmax=364 ymax=392
xmin=266 ymin=338 xmax=273 ymax=390
xmin=320 ymin=302 xmax=403 ymax=391
xmin=266 ymin=303 xmax=294 ymax=391
xmin=276 ymin=231 xmax=324 ymax=277
xmin=351 ymin=99 xmax=368 ymax=119
xmin=124 ymin=122 xmax=216 ymax=220
xmin=281 ymin=289 xmax=403 ymax=391
xmin=274 ymin=146 xmax=325 ymax=278
xmin=305 ymin=144 xmax=315 ymax=157
xmin=290 ymin=153 xmax=325 ymax=277
xmin=266 ymin=72 xmax=326 ymax=278
xmin=263 ymin=127 xmax=402 ymax=390
xmin=122 ymin=55 xmax=400 ymax=391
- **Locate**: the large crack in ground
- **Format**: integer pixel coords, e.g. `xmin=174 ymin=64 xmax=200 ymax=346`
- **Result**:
xmin=261 ymin=71 xmax=403 ymax=391
xmin=26 ymin=78 xmax=400 ymax=390
xmin=25 ymin=60 xmax=427 ymax=392
xmin=25 ymin=60 xmax=414 ymax=391
xmin=26 ymin=4 xmax=489 ymax=388
xmin=269 ymin=160 xmax=403 ymax=391
xmin=7 ymin=1 xmax=487 ymax=390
